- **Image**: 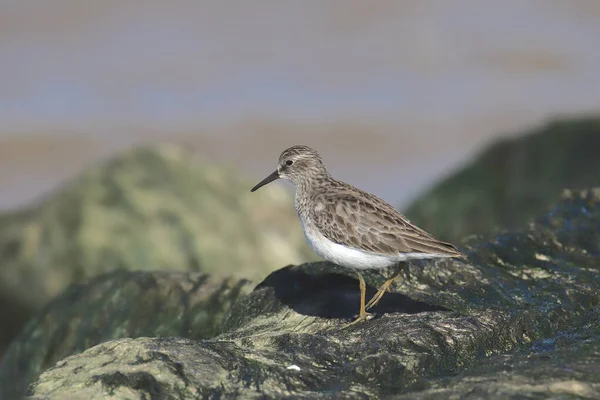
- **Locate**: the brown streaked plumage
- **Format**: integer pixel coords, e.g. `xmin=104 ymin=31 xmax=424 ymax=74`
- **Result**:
xmin=308 ymin=182 xmax=463 ymax=258
xmin=251 ymin=145 xmax=465 ymax=326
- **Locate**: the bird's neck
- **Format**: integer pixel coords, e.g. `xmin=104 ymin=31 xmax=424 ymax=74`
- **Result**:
xmin=294 ymin=174 xmax=333 ymax=216
xmin=296 ymin=172 xmax=331 ymax=195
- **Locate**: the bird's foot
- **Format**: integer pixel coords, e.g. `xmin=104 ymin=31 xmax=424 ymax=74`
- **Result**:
xmin=341 ymin=311 xmax=373 ymax=328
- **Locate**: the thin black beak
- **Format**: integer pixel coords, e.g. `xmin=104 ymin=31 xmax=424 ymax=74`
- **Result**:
xmin=251 ymin=170 xmax=280 ymax=192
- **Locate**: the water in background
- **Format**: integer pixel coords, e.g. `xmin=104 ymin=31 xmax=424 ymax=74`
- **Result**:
xmin=1 ymin=1 xmax=599 ymax=210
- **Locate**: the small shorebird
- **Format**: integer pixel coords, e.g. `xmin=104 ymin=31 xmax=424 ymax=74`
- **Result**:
xmin=251 ymin=145 xmax=465 ymax=326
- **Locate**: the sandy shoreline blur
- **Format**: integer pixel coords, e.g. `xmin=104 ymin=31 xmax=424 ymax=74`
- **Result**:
xmin=0 ymin=111 xmax=581 ymax=212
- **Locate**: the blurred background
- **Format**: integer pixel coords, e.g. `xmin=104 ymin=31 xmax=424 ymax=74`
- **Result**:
xmin=1 ymin=0 xmax=600 ymax=374
xmin=2 ymin=0 xmax=599 ymax=210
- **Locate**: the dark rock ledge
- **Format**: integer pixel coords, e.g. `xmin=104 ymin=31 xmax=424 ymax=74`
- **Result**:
xmin=5 ymin=188 xmax=600 ymax=398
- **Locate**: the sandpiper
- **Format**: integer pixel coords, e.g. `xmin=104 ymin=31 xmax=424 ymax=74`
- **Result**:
xmin=251 ymin=145 xmax=465 ymax=325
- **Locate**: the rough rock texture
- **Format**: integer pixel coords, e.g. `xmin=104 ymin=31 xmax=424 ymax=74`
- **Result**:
xmin=0 ymin=270 xmax=253 ymax=400
xmin=397 ymin=309 xmax=600 ymax=398
xmin=25 ymin=188 xmax=600 ymax=398
xmin=0 ymin=144 xmax=313 ymax=357
xmin=404 ymin=116 xmax=600 ymax=243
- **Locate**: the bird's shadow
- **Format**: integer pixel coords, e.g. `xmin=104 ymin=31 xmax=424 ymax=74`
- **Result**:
xmin=254 ymin=265 xmax=448 ymax=320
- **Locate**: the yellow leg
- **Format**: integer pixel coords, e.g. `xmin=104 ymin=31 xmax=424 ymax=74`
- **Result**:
xmin=365 ymin=266 xmax=402 ymax=310
xmin=342 ymin=272 xmax=372 ymax=327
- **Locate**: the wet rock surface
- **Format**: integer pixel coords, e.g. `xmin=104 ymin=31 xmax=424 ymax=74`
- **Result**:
xmin=22 ymin=189 xmax=600 ymax=398
xmin=398 ymin=310 xmax=600 ymax=399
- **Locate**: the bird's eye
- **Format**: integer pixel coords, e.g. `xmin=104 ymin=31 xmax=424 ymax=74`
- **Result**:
xmin=286 ymin=160 xmax=293 ymax=166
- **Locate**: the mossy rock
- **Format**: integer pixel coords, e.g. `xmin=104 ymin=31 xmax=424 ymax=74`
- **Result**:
xmin=0 ymin=270 xmax=253 ymax=400
xmin=404 ymin=116 xmax=600 ymax=243
xmin=21 ymin=188 xmax=600 ymax=398
xmin=398 ymin=309 xmax=600 ymax=398
xmin=0 ymin=144 xmax=314 ymax=358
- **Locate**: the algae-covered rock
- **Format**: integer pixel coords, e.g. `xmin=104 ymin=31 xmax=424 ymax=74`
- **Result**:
xmin=25 ymin=189 xmax=600 ymax=398
xmin=404 ymin=116 xmax=600 ymax=243
xmin=397 ymin=310 xmax=600 ymax=398
xmin=0 ymin=270 xmax=253 ymax=400
xmin=0 ymin=143 xmax=314 ymax=357
xmin=0 ymin=144 xmax=312 ymax=308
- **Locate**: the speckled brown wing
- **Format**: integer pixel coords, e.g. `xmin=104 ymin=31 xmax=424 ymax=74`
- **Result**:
xmin=310 ymin=182 xmax=464 ymax=257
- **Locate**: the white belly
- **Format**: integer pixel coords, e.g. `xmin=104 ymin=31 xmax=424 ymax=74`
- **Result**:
xmin=300 ymin=220 xmax=430 ymax=270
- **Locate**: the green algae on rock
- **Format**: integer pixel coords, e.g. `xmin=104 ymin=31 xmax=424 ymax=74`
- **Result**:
xmin=0 ymin=144 xmax=313 ymax=309
xmin=397 ymin=308 xmax=600 ymax=399
xmin=0 ymin=270 xmax=253 ymax=400
xmin=25 ymin=188 xmax=600 ymax=398
xmin=0 ymin=143 xmax=314 ymax=358
xmin=404 ymin=116 xmax=600 ymax=243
